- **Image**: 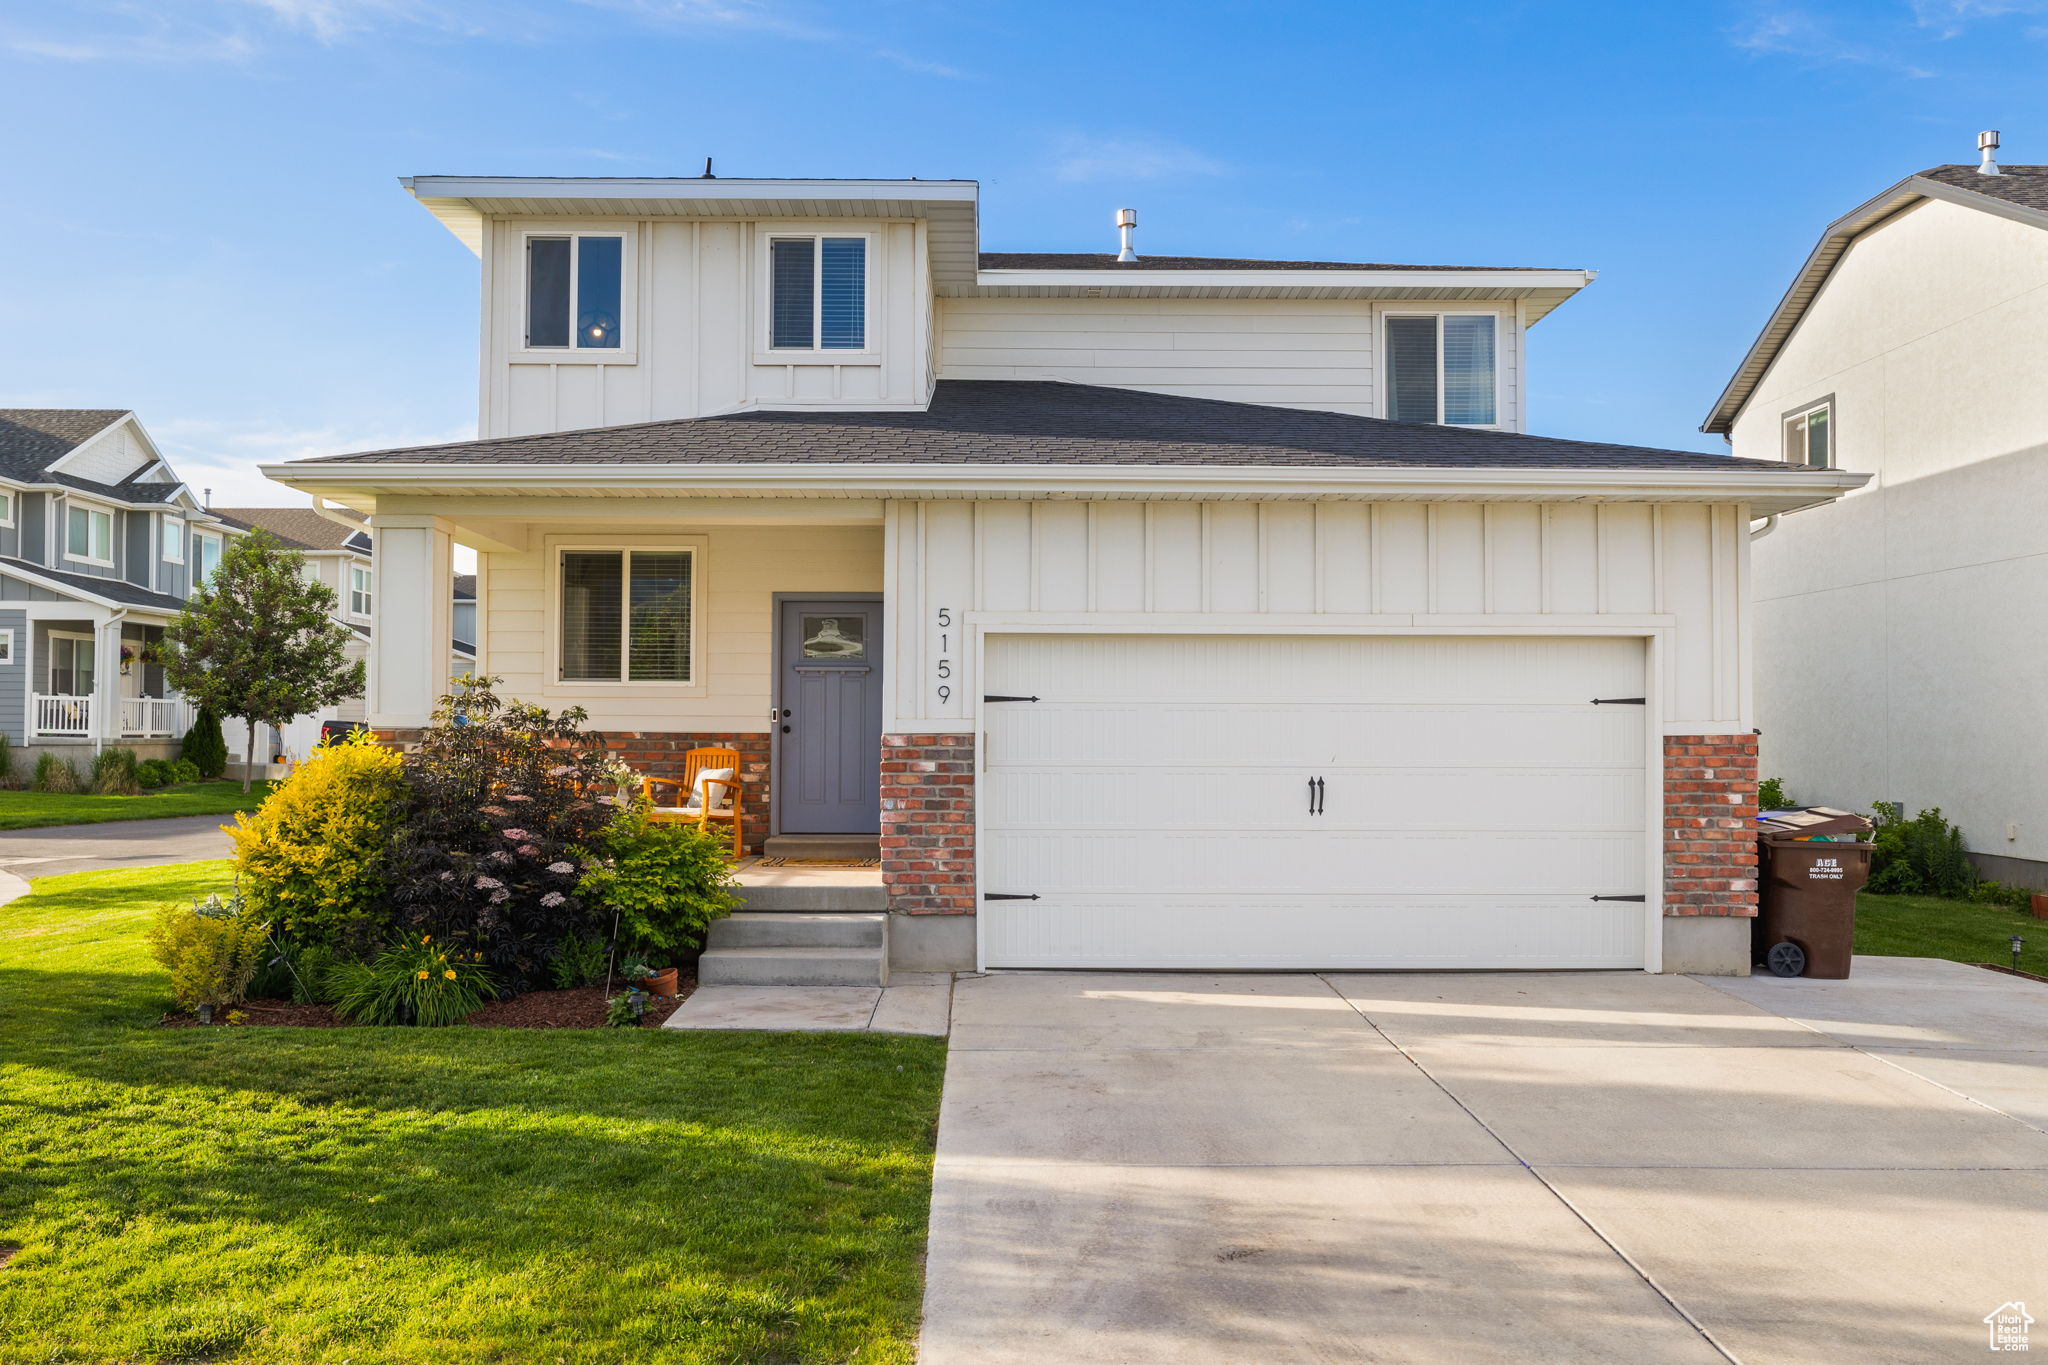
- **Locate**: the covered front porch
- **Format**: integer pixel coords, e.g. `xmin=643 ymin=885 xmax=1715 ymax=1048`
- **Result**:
xmin=20 ymin=614 xmax=192 ymax=748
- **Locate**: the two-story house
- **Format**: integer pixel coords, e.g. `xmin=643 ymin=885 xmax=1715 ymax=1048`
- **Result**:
xmin=1704 ymin=140 xmax=2048 ymax=888
xmin=265 ymin=174 xmax=1861 ymax=979
xmin=0 ymin=410 xmax=240 ymax=770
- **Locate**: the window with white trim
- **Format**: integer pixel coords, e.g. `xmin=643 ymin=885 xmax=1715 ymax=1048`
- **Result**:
xmin=193 ymin=531 xmax=223 ymax=585
xmin=1385 ymin=314 xmax=1499 ymax=426
xmin=0 ymin=492 xmax=14 ymax=528
xmin=559 ymin=549 xmax=693 ymax=683
xmin=65 ymin=505 xmax=113 ymax=566
xmin=0 ymin=629 xmax=14 ymax=665
xmin=350 ymin=565 xmax=373 ymax=617
xmin=49 ymin=634 xmax=95 ymax=696
xmin=769 ymin=236 xmax=868 ymax=350
xmin=163 ymin=514 xmax=185 ymax=564
xmin=1783 ymin=400 xmax=1832 ymax=468
xmin=526 ymin=234 xmax=623 ymax=349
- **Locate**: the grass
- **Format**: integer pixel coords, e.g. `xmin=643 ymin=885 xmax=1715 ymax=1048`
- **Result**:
xmin=0 ymin=780 xmax=274 ymax=831
xmin=0 ymin=862 xmax=946 ymax=1364
xmin=1857 ymin=889 xmax=2048 ymax=973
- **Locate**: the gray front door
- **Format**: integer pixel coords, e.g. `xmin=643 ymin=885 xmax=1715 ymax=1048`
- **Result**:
xmin=776 ymin=598 xmax=883 ymax=834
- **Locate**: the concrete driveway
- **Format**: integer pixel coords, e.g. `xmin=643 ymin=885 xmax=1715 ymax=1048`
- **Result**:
xmin=922 ymin=959 xmax=2048 ymax=1364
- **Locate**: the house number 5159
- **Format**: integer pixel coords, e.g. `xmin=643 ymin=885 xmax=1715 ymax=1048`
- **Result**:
xmin=934 ymin=607 xmax=954 ymax=706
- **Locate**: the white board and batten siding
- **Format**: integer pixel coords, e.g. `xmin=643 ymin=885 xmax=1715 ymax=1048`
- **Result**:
xmin=480 ymin=218 xmax=933 ymax=438
xmin=883 ymin=497 xmax=1751 ymax=972
xmin=936 ymin=297 xmax=1524 ymax=426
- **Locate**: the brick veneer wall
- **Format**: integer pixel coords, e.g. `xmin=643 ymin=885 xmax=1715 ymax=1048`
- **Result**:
xmin=1664 ymin=734 xmax=1759 ymax=917
xmin=881 ymin=733 xmax=975 ymax=915
xmin=371 ymin=727 xmax=773 ymax=855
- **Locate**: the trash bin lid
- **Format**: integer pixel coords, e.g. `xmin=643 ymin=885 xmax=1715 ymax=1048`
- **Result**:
xmin=1756 ymin=806 xmax=1873 ymax=840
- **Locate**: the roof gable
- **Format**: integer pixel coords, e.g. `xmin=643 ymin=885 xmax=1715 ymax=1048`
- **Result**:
xmin=1704 ymin=164 xmax=2048 ymax=434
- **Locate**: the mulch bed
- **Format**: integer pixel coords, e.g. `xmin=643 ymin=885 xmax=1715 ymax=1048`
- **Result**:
xmin=159 ymin=977 xmax=696 ymax=1031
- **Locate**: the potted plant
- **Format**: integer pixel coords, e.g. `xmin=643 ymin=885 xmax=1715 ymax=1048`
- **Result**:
xmin=618 ymin=954 xmax=678 ymax=998
xmin=2031 ymin=891 xmax=2048 ymax=920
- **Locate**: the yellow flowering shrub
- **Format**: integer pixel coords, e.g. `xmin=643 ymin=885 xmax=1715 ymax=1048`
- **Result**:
xmin=147 ymin=892 xmax=272 ymax=1011
xmin=228 ymin=733 xmax=404 ymax=946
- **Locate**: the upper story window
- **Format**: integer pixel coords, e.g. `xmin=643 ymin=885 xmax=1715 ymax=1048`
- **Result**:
xmin=526 ymin=234 xmax=623 ymax=349
xmin=0 ymin=492 xmax=14 ymax=529
xmin=350 ymin=565 xmax=373 ymax=618
xmin=559 ymin=549 xmax=693 ymax=683
xmin=769 ymin=236 xmax=867 ymax=350
xmin=65 ymin=504 xmax=113 ymax=566
xmin=162 ymin=515 xmax=185 ymax=564
xmin=1385 ymin=314 xmax=1499 ymax=426
xmin=193 ymin=530 xmax=223 ymax=585
xmin=1784 ymin=400 xmax=1832 ymax=468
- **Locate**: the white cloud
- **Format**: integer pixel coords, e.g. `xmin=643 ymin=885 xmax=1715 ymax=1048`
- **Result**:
xmin=874 ymin=47 xmax=969 ymax=78
xmin=148 ymin=416 xmax=475 ymax=508
xmin=1910 ymin=0 xmax=2048 ymax=35
xmin=568 ymin=0 xmax=830 ymax=39
xmin=1728 ymin=8 xmax=1937 ymax=74
xmin=0 ymin=22 xmax=256 ymax=63
xmin=1049 ymin=136 xmax=1228 ymax=184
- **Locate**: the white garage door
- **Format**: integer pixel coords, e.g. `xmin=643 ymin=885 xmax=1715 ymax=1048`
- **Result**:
xmin=980 ymin=634 xmax=1649 ymax=970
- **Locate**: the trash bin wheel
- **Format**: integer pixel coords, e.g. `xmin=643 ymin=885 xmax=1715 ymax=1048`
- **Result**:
xmin=1765 ymin=941 xmax=1807 ymax=978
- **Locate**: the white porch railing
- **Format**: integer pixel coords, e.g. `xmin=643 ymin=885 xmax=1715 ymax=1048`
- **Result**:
xmin=33 ymin=694 xmax=92 ymax=737
xmin=121 ymin=696 xmax=190 ymax=738
xmin=32 ymin=695 xmax=193 ymax=739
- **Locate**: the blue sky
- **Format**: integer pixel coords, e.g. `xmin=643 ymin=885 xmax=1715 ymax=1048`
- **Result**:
xmin=3 ymin=0 xmax=2046 ymax=503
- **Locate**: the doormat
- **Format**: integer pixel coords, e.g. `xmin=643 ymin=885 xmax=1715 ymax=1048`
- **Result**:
xmin=756 ymin=857 xmax=880 ymax=868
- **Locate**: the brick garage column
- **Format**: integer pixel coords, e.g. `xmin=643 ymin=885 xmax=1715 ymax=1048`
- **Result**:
xmin=1662 ymin=734 xmax=1758 ymax=974
xmin=880 ymin=733 xmax=975 ymax=914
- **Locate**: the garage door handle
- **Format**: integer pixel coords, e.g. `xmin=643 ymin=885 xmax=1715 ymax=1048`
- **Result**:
xmin=1590 ymin=894 xmax=1647 ymax=902
xmin=1591 ymin=697 xmax=1647 ymax=705
xmin=983 ymin=892 xmax=1040 ymax=902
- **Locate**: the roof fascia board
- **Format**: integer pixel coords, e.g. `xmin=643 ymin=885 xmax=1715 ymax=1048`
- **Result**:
xmin=1702 ymin=173 xmax=2048 ymax=434
xmin=974 ymin=267 xmax=1593 ymax=293
xmin=262 ymin=459 xmax=1867 ymax=514
xmin=402 ymin=176 xmax=977 ymax=202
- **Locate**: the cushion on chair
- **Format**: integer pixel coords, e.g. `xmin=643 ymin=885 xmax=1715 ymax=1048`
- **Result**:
xmin=682 ymin=767 xmax=737 ymax=813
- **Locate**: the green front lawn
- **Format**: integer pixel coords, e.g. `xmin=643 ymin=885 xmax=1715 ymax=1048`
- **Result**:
xmin=1857 ymin=889 xmax=2048 ymax=973
xmin=0 ymin=862 xmax=945 ymax=1363
xmin=0 ymin=780 xmax=274 ymax=831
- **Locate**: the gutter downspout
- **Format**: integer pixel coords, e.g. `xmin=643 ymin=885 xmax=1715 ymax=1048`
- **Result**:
xmin=1749 ymin=514 xmax=1781 ymax=542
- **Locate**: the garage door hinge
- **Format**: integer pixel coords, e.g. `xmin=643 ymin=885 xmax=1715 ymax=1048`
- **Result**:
xmin=1590 ymin=697 xmax=1647 ymax=705
xmin=983 ymin=694 xmax=1040 ymax=703
xmin=982 ymin=892 xmax=1040 ymax=901
xmin=1590 ymin=894 xmax=1648 ymax=902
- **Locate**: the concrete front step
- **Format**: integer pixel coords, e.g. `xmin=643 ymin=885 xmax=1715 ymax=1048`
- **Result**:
xmin=698 ymin=945 xmax=888 ymax=988
xmin=708 ymin=912 xmax=885 ymax=950
xmin=732 ymin=882 xmax=889 ymax=913
xmin=762 ymin=833 xmax=881 ymax=860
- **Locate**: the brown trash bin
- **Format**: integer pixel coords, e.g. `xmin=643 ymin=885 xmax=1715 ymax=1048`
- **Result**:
xmin=1753 ymin=806 xmax=1875 ymax=979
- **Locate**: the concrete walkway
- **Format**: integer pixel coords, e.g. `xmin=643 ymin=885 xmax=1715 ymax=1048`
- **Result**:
xmin=0 ymin=814 xmax=235 ymax=878
xmin=922 ymin=959 xmax=2048 ymax=1364
xmin=662 ymin=972 xmax=953 ymax=1035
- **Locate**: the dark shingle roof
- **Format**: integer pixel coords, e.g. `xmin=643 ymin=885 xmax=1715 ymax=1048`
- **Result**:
xmin=213 ymin=506 xmax=369 ymax=551
xmin=296 ymin=380 xmax=1783 ymax=474
xmin=979 ymin=253 xmax=1556 ymax=272
xmin=1916 ymin=163 xmax=2048 ymax=214
xmin=0 ymin=557 xmax=186 ymax=611
xmin=454 ymin=574 xmax=477 ymax=600
xmin=0 ymin=410 xmax=127 ymax=482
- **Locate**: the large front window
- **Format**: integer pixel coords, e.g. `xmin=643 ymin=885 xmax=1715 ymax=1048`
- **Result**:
xmin=526 ymin=234 xmax=623 ymax=349
xmin=65 ymin=505 xmax=113 ymax=565
xmin=770 ymin=236 xmax=867 ymax=350
xmin=560 ymin=550 xmax=692 ymax=683
xmin=50 ymin=635 xmax=95 ymax=696
xmin=1385 ymin=314 xmax=1499 ymax=426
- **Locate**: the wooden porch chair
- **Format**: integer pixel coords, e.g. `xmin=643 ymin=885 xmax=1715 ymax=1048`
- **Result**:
xmin=642 ymin=745 xmax=745 ymax=858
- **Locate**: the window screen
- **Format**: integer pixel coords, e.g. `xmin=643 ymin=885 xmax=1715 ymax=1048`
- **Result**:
xmin=561 ymin=552 xmax=623 ymax=681
xmin=771 ymin=238 xmax=816 ymax=348
xmin=626 ymin=552 xmax=691 ymax=681
xmin=820 ymin=237 xmax=866 ymax=349
xmin=1442 ymin=316 xmax=1497 ymax=425
xmin=1385 ymin=317 xmax=1440 ymax=424
xmin=527 ymin=238 xmax=571 ymax=348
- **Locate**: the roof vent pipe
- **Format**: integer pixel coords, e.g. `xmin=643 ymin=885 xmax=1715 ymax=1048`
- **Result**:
xmin=1979 ymin=130 xmax=2002 ymax=176
xmin=1115 ymin=208 xmax=1138 ymax=262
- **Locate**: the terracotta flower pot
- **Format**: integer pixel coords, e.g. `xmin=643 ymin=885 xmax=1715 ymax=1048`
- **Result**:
xmin=2031 ymin=893 xmax=2048 ymax=920
xmin=640 ymin=967 xmax=680 ymax=998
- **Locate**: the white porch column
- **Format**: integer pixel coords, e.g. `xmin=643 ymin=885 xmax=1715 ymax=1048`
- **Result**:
xmin=367 ymin=513 xmax=455 ymax=729
xmin=95 ymin=613 xmax=125 ymax=746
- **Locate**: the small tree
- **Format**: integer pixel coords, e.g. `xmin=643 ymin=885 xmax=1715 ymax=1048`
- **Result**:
xmin=160 ymin=530 xmax=366 ymax=792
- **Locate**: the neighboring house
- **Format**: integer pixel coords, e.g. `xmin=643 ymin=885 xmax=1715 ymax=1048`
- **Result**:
xmin=1702 ymin=142 xmax=2048 ymax=887
xmin=209 ymin=506 xmax=473 ymax=766
xmin=265 ymin=173 xmax=1859 ymax=976
xmin=0 ymin=410 xmax=238 ymax=768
